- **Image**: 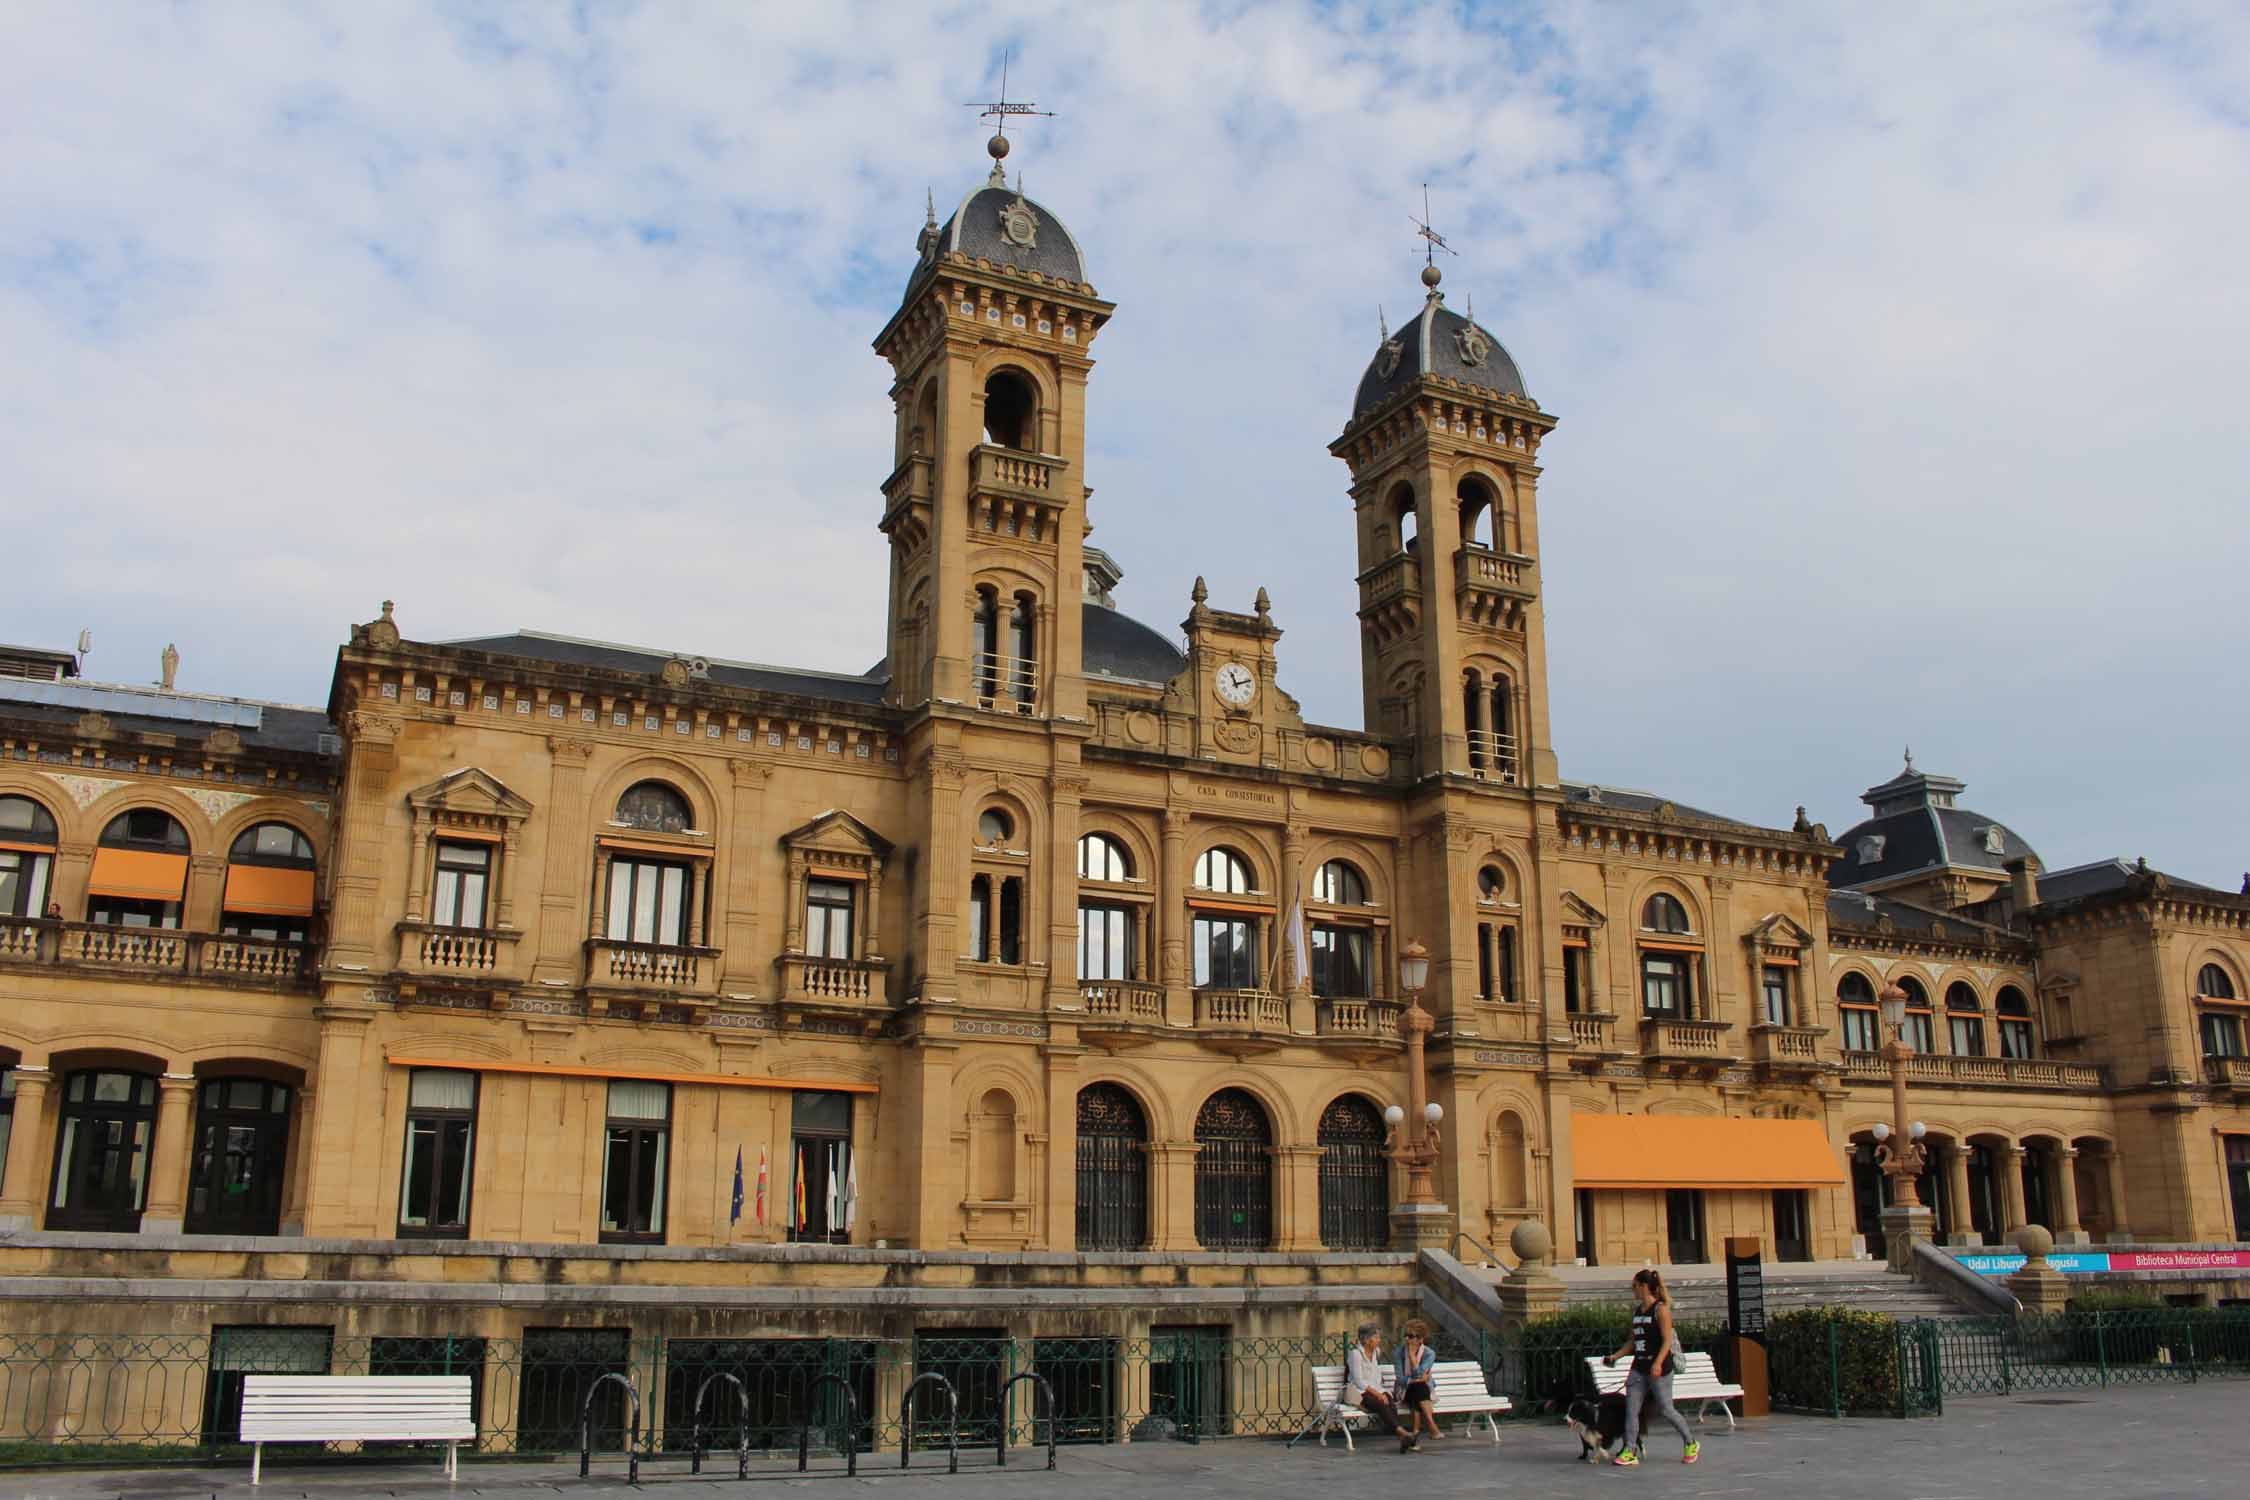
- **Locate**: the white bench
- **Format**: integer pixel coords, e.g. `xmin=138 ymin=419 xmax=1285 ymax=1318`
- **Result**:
xmin=1584 ymin=1351 xmax=1745 ymax=1430
xmin=240 ymin=1374 xmax=476 ymax=1484
xmin=1290 ymin=1359 xmax=1513 ymax=1450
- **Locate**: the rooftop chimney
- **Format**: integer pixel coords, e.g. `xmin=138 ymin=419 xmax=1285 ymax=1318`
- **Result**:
xmin=2005 ymin=855 xmax=2040 ymax=911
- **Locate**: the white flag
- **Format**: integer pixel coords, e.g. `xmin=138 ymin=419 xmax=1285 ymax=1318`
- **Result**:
xmin=1286 ymin=896 xmax=1310 ymax=986
xmin=826 ymin=1143 xmax=841 ymax=1232
xmin=844 ymin=1146 xmax=859 ymax=1234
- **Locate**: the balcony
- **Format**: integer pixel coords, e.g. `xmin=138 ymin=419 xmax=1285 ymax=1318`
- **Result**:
xmin=778 ymin=954 xmax=889 ymax=1012
xmin=968 ymin=445 xmax=1066 ymax=542
xmin=2203 ymin=1056 xmax=2250 ymax=1093
xmin=1559 ymin=1012 xmax=1621 ymax=1058
xmin=1639 ymin=1017 xmax=1738 ymax=1072
xmin=1079 ymin=980 xmax=1166 ymax=1048
xmin=1356 ymin=550 xmax=1423 ymax=647
xmin=1193 ymin=987 xmax=1289 ymax=1055
xmin=1749 ymin=1024 xmax=1827 ymax=1077
xmin=0 ymin=918 xmax=312 ymax=990
xmin=585 ymin=938 xmax=721 ymax=1006
xmin=398 ymin=922 xmax=520 ymax=980
xmin=1454 ymin=545 xmax=1538 ymax=630
xmin=1839 ymin=1051 xmax=2106 ymax=1092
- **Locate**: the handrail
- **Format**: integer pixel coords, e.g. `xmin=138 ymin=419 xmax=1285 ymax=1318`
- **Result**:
xmin=577 ymin=1370 xmax=642 ymax=1485
xmin=1450 ymin=1228 xmax=1513 ymax=1271
xmin=688 ymin=1370 xmax=750 ymax=1479
xmin=796 ymin=1372 xmax=861 ymax=1476
xmin=995 ymin=1370 xmax=1057 ymax=1470
xmin=1912 ymin=1237 xmax=2022 ymax=1316
xmin=898 ymin=1371 xmax=961 ymax=1474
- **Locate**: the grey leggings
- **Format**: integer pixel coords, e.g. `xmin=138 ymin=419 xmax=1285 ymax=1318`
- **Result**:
xmin=1624 ymin=1367 xmax=1693 ymax=1451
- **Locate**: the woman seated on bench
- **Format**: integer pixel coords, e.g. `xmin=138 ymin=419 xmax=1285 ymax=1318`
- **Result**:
xmin=1394 ymin=1319 xmax=1440 ymax=1444
xmin=1345 ymin=1322 xmax=1417 ymax=1454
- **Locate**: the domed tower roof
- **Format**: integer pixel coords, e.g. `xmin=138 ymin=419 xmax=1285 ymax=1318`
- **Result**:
xmin=1829 ymin=754 xmax=2041 ymax=893
xmin=1353 ymin=281 xmax=1527 ymax=418
xmin=905 ymin=139 xmax=1089 ymax=296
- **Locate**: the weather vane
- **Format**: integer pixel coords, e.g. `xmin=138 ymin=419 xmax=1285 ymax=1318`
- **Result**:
xmin=1410 ymin=183 xmax=1457 ymax=265
xmin=966 ymin=51 xmax=1055 ymax=146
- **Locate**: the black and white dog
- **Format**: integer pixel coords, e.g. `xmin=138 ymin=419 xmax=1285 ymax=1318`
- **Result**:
xmin=1563 ymin=1394 xmax=1636 ymax=1463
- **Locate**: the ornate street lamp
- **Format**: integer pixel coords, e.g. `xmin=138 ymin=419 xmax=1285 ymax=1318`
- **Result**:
xmin=1384 ymin=940 xmax=1451 ymax=1243
xmin=1872 ymin=979 xmax=1932 ymax=1267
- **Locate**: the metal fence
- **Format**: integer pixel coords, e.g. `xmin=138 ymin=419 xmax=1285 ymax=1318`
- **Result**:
xmin=1922 ymin=1307 xmax=2250 ymax=1398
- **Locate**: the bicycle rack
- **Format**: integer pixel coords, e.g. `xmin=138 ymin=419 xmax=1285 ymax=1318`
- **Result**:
xmin=688 ymin=1370 xmax=751 ymax=1479
xmin=577 ymin=1371 xmax=643 ymax=1485
xmin=898 ymin=1371 xmax=961 ymax=1474
xmin=995 ymin=1370 xmax=1057 ymax=1471
xmin=794 ymin=1371 xmax=862 ymax=1477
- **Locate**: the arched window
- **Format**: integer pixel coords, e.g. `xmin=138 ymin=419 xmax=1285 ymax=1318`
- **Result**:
xmin=1838 ymin=972 xmax=1879 ymax=1052
xmin=2200 ymin=964 xmax=2238 ymax=1001
xmin=1195 ymin=847 xmax=1254 ymax=894
xmin=1075 ymin=1084 xmax=1149 ymax=1250
xmin=1458 ymin=475 xmax=1501 ymax=551
xmin=1312 ymin=860 xmax=1366 ymax=906
xmin=1317 ymin=1093 xmax=1389 ymax=1249
xmin=0 ymin=795 xmax=58 ymax=919
xmin=1995 ymin=985 xmax=2037 ymax=1059
xmin=1946 ymin=982 xmax=1985 ymax=1057
xmin=186 ymin=1077 xmax=293 ymax=1236
xmin=1193 ymin=1089 xmax=1273 ymax=1249
xmin=222 ymin=822 xmax=317 ymax=944
xmin=48 ymin=1069 xmax=159 ymax=1231
xmin=2194 ymin=966 xmax=2243 ymax=1062
xmin=978 ymin=808 xmax=1014 ymax=846
xmin=1643 ymin=893 xmax=1691 ymax=933
xmin=1077 ymin=833 xmax=1132 ymax=882
xmin=972 ymin=1088 xmax=1016 ymax=1202
xmin=972 ymin=588 xmax=1001 ymax=701
xmin=983 ymin=370 xmax=1037 ymax=451
xmin=1897 ymin=976 xmax=1935 ymax=1053
xmin=1493 ymin=1109 xmax=1530 ymax=1209
xmin=1391 ymin=485 xmax=1418 ymax=553
xmin=614 ymin=781 xmax=692 ymax=834
xmin=88 ymin=809 xmax=189 ymax=927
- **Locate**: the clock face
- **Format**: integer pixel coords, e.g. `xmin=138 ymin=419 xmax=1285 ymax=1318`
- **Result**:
xmin=1215 ymin=662 xmax=1257 ymax=708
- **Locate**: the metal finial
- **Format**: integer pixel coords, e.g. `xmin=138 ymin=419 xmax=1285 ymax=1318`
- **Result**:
xmin=1411 ymin=181 xmax=1456 ymax=297
xmin=924 ymin=188 xmax=936 ymax=228
xmin=1378 ymin=305 xmax=1388 ymax=341
xmin=967 ymin=49 xmax=1054 ymax=182
xmin=1903 ymin=745 xmax=1914 ymax=771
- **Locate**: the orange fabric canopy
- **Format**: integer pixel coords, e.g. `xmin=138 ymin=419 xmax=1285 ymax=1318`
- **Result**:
xmin=87 ymin=849 xmax=187 ymax=902
xmin=223 ymin=865 xmax=316 ymax=917
xmin=1573 ymin=1112 xmax=1847 ymax=1190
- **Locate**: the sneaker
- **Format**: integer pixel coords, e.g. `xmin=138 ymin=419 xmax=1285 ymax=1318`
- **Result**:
xmin=1683 ymin=1441 xmax=1700 ymax=1465
xmin=1612 ymin=1450 xmax=1640 ymax=1467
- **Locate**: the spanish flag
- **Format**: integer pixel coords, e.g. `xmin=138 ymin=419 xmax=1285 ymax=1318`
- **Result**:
xmin=793 ymin=1145 xmax=808 ymax=1231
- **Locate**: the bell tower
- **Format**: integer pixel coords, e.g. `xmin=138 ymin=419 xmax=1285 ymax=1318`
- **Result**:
xmin=871 ymin=126 xmax=1112 ymax=723
xmin=1330 ymin=259 xmax=1559 ymax=789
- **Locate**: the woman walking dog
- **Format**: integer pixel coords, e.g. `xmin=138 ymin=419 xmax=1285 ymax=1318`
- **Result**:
xmin=1601 ymin=1269 xmax=1700 ymax=1467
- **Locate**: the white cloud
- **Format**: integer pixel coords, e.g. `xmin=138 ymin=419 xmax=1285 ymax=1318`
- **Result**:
xmin=2 ymin=1 xmax=2244 ymax=882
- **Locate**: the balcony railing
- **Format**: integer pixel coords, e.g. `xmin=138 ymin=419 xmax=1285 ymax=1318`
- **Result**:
xmin=779 ymin=954 xmax=888 ymax=1008
xmin=399 ymin=923 xmax=517 ymax=977
xmin=2203 ymin=1056 xmax=2249 ymax=1089
xmin=1081 ymin=981 xmax=1164 ymax=1023
xmin=1315 ymin=996 xmax=1402 ymax=1039
xmin=971 ymin=652 xmax=1040 ymax=714
xmin=1357 ymin=549 xmax=1422 ymax=610
xmin=1466 ymin=729 xmax=1519 ymax=784
xmin=1749 ymin=1024 xmax=1826 ymax=1069
xmin=968 ymin=445 xmax=1065 ymax=541
xmin=586 ymin=938 xmax=720 ymax=999
xmin=1194 ymin=987 xmax=1287 ymax=1030
xmin=970 ymin=443 xmax=1062 ymax=497
xmin=1562 ymin=1012 xmax=1618 ymax=1052
xmin=1454 ymin=545 xmax=1538 ymax=630
xmin=0 ymin=918 xmax=312 ymax=988
xmin=1840 ymin=1051 xmax=2105 ymax=1091
xmin=1639 ymin=1016 xmax=1736 ymax=1060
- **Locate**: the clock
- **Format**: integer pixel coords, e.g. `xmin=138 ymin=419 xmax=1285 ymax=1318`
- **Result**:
xmin=1214 ymin=662 xmax=1257 ymax=708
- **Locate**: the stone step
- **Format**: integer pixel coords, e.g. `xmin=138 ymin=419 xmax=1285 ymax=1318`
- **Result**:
xmin=1562 ymin=1272 xmax=1974 ymax=1320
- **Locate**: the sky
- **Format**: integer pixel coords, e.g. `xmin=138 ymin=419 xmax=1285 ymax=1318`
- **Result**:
xmin=4 ymin=2 xmax=2245 ymax=885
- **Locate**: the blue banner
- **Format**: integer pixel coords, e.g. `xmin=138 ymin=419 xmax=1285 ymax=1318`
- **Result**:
xmin=1957 ymin=1251 xmax=2111 ymax=1276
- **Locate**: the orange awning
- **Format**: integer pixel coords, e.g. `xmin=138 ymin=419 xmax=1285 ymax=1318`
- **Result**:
xmin=1573 ymin=1112 xmax=1847 ymax=1190
xmin=87 ymin=849 xmax=187 ymax=902
xmin=223 ymin=865 xmax=316 ymax=917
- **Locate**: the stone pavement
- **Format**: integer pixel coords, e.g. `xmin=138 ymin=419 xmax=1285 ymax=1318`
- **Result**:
xmin=9 ymin=1383 xmax=2234 ymax=1500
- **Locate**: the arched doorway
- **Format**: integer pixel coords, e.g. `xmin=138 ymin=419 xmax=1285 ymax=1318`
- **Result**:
xmin=48 ymin=1069 xmax=159 ymax=1231
xmin=1074 ymin=1084 xmax=1148 ymax=1251
xmin=185 ymin=1077 xmax=293 ymax=1236
xmin=1193 ymin=1089 xmax=1273 ymax=1249
xmin=1316 ymin=1094 xmax=1388 ymax=1249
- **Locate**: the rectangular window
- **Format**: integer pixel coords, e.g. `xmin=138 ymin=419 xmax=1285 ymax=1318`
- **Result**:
xmin=1904 ymin=1011 xmax=1936 ymax=1054
xmin=0 ymin=1068 xmax=14 ymax=1193
xmin=789 ymin=1090 xmax=853 ymax=1244
xmin=1563 ymin=946 xmax=1585 ymax=1014
xmin=806 ymin=879 xmax=855 ymax=958
xmin=2204 ymin=1011 xmax=2246 ymax=1060
xmin=398 ymin=1069 xmax=477 ymax=1237
xmin=998 ymin=876 xmax=1022 ymax=965
xmin=1666 ymin=1187 xmax=1707 ymax=1263
xmin=370 ymin=1335 xmax=487 ymax=1436
xmin=968 ymin=877 xmax=991 ymax=961
xmin=1999 ymin=1018 xmax=2037 ymax=1059
xmin=1841 ymin=1007 xmax=1880 ymax=1052
xmin=1761 ymin=966 xmax=1791 ymax=1026
xmin=520 ymin=1328 xmax=630 ymax=1453
xmin=1191 ymin=914 xmax=1256 ymax=989
xmin=0 ymin=849 xmax=53 ymax=918
xmin=1949 ymin=1015 xmax=1986 ymax=1057
xmin=431 ymin=841 xmax=490 ymax=929
xmin=1478 ymin=924 xmax=1493 ymax=1002
xmin=1078 ymin=903 xmax=1133 ymax=981
xmin=1499 ymin=926 xmax=1518 ymax=1002
xmin=1641 ymin=954 xmax=1686 ymax=1017
xmin=1574 ymin=1188 xmax=1597 ymax=1266
xmin=201 ymin=1325 xmax=333 ymax=1447
xmin=607 ymin=857 xmax=688 ymax=946
xmin=599 ymin=1080 xmax=670 ymax=1242
xmin=1147 ymin=1326 xmax=1230 ymax=1440
xmin=1311 ymin=924 xmax=1369 ymax=998
xmin=87 ymin=896 xmax=179 ymax=928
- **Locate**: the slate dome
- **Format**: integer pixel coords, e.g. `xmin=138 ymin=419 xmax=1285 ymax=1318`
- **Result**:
xmin=1353 ymin=293 xmax=1527 ymax=417
xmin=907 ymin=172 xmax=1089 ymax=294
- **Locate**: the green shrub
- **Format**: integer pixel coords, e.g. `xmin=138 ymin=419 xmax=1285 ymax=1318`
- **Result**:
xmin=1514 ymin=1305 xmax=1726 ymax=1410
xmin=2065 ymin=1289 xmax=2164 ymax=1314
xmin=1767 ymin=1306 xmax=1902 ymax=1414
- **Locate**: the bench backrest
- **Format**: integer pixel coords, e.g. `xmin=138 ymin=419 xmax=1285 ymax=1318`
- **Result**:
xmin=1585 ymin=1350 xmax=1727 ymax=1394
xmin=1426 ymin=1362 xmax=1498 ymax=1404
xmin=241 ymin=1376 xmax=476 ymax=1442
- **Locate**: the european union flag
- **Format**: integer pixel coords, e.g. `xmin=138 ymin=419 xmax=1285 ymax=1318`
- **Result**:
xmin=730 ymin=1146 xmax=744 ymax=1226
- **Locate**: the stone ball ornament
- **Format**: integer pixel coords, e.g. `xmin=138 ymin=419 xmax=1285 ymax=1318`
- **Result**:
xmin=1509 ymin=1219 xmax=1553 ymax=1264
xmin=2014 ymin=1224 xmax=2055 ymax=1261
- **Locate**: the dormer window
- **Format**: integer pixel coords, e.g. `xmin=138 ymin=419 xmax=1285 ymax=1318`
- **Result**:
xmin=1856 ymin=835 xmax=1886 ymax=866
xmin=1980 ymin=825 xmax=2006 ymax=856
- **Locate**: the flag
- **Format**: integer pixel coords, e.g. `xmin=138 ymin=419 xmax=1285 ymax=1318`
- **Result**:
xmin=755 ymin=1147 xmax=769 ymax=1226
xmin=1286 ymin=895 xmax=1310 ymax=987
xmin=793 ymin=1145 xmax=807 ymax=1231
xmin=730 ymin=1146 xmax=744 ymax=1227
xmin=826 ymin=1143 xmax=842 ymax=1233
xmin=844 ymin=1146 xmax=859 ymax=1234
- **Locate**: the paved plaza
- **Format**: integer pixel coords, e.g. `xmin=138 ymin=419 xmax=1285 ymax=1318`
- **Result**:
xmin=8 ymin=1383 xmax=2236 ymax=1500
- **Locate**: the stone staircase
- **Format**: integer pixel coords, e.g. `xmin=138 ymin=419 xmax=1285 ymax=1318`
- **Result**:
xmin=1551 ymin=1260 xmax=1975 ymax=1322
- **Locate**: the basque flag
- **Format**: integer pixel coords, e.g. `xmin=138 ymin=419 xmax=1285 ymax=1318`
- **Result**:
xmin=756 ymin=1147 xmax=769 ymax=1226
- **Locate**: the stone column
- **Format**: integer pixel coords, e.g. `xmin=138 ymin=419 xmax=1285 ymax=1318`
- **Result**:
xmin=532 ymin=735 xmax=595 ymax=985
xmin=140 ymin=1073 xmax=199 ymax=1234
xmin=685 ymin=863 xmax=705 ymax=946
xmin=0 ymin=1067 xmax=52 ymax=1230
xmin=1153 ymin=1141 xmax=1198 ymax=1251
xmin=1945 ymin=1144 xmax=1976 ymax=1247
xmin=2000 ymin=1145 xmax=2028 ymax=1232
xmin=1279 ymin=825 xmax=1309 ymax=1030
xmin=782 ymin=852 xmax=806 ymax=953
xmin=403 ymin=819 xmax=431 ymax=924
xmin=2052 ymin=1148 xmax=2086 ymax=1246
xmin=587 ymin=849 xmax=613 ymax=941
xmin=278 ymin=1085 xmax=316 ymax=1236
xmin=1276 ymin=1143 xmax=1322 ymax=1251
xmin=2103 ymin=1148 xmax=2133 ymax=1242
xmin=1159 ymin=811 xmax=1190 ymax=1024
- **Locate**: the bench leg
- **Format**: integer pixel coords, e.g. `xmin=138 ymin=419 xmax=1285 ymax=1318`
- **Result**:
xmin=1485 ymin=1412 xmax=1501 ymax=1445
xmin=252 ymin=1442 xmax=261 ymax=1486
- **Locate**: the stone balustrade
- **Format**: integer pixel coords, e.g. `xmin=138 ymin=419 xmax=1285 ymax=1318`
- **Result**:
xmin=0 ymin=918 xmax=312 ymax=988
xmin=1840 ymin=1050 xmax=2104 ymax=1091
xmin=587 ymin=938 xmax=720 ymax=999
xmin=1082 ymin=981 xmax=1163 ymax=1022
xmin=779 ymin=954 xmax=887 ymax=1008
xmin=1314 ymin=996 xmax=1401 ymax=1039
xmin=1564 ymin=1013 xmax=1617 ymax=1052
xmin=400 ymin=923 xmax=515 ymax=976
xmin=1640 ymin=1017 xmax=1735 ymax=1058
xmin=1194 ymin=987 xmax=1287 ymax=1030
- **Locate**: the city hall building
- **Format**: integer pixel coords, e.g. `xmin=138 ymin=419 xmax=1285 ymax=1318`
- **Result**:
xmin=1 ymin=133 xmax=2246 ymax=1417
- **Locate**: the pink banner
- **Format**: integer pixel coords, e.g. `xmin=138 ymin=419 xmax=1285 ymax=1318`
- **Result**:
xmin=2107 ymin=1250 xmax=2250 ymax=1271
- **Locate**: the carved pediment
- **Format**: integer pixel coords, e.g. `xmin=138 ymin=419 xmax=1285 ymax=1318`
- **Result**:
xmin=780 ymin=809 xmax=894 ymax=866
xmin=1746 ymin=911 xmax=1815 ymax=947
xmin=1560 ymin=891 xmax=1607 ymax=928
xmin=406 ymin=767 xmax=533 ymax=826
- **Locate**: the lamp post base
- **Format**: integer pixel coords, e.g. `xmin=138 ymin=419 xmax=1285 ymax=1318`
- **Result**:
xmin=1879 ymin=1205 xmax=1933 ymax=1273
xmin=1389 ymin=1201 xmax=1457 ymax=1252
